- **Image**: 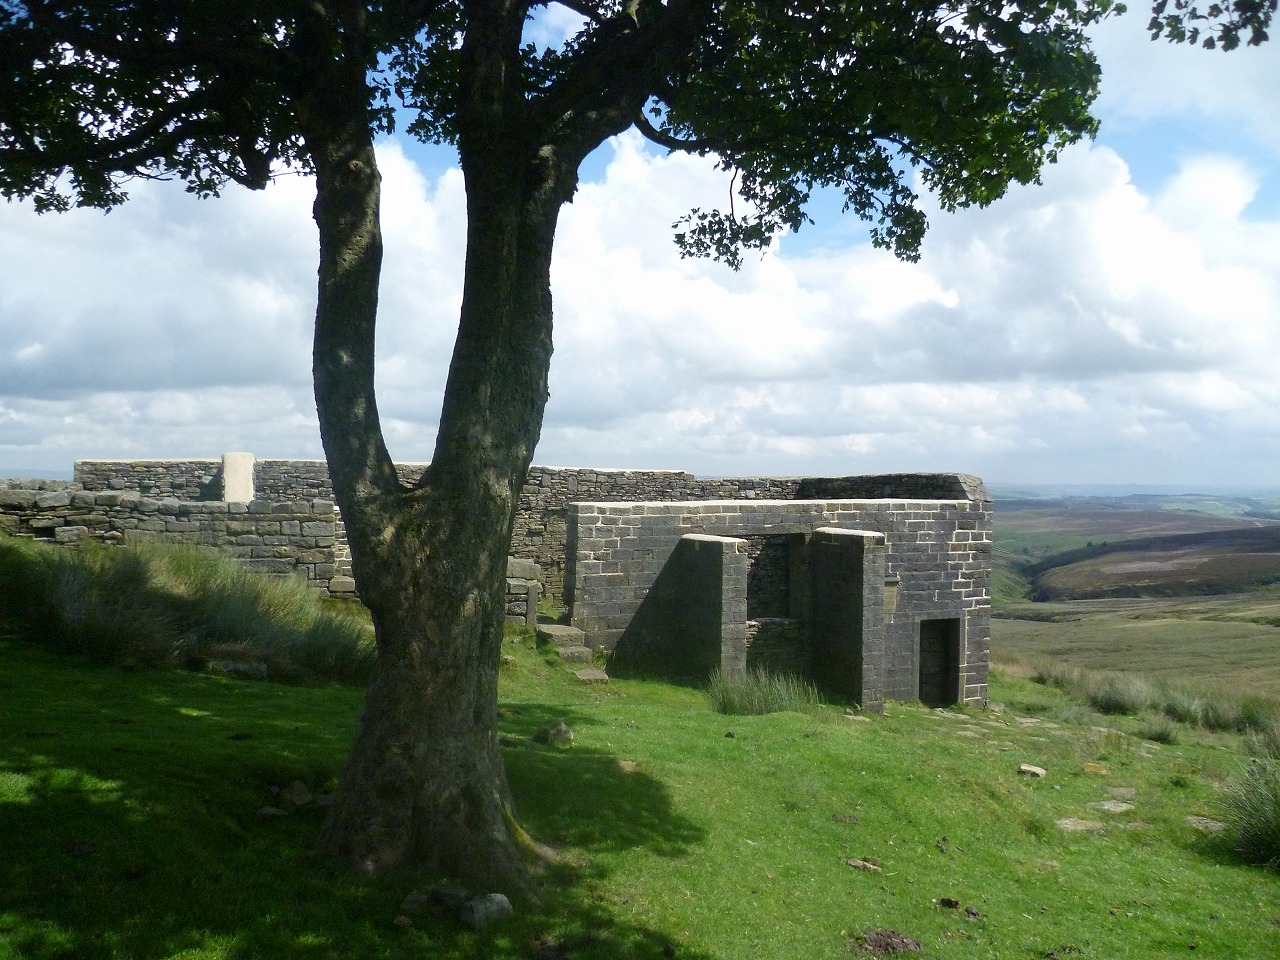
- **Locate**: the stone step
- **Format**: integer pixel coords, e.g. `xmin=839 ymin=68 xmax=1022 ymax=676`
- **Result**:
xmin=536 ymin=623 xmax=586 ymax=648
xmin=554 ymin=645 xmax=595 ymax=664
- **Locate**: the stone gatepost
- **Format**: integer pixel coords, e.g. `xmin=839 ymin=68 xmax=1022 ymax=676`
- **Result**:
xmin=222 ymin=452 xmax=256 ymax=504
xmin=808 ymin=527 xmax=886 ymax=713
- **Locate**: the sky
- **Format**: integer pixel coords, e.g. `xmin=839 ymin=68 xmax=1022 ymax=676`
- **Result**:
xmin=1 ymin=12 xmax=1278 ymax=491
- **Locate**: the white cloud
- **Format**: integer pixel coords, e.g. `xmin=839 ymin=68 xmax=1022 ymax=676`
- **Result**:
xmin=1 ymin=36 xmax=1278 ymax=489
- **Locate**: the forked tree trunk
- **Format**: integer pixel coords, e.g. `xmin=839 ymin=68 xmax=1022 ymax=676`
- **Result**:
xmin=304 ymin=93 xmax=567 ymax=893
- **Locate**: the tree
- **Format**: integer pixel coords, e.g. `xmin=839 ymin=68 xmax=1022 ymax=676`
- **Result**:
xmin=2 ymin=0 xmax=1128 ymax=892
xmin=1148 ymin=0 xmax=1274 ymax=49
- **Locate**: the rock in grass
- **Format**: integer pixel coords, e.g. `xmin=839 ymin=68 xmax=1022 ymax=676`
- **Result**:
xmin=281 ymin=780 xmax=312 ymax=808
xmin=1187 ymin=816 xmax=1227 ymax=834
xmin=848 ymin=928 xmax=921 ymax=954
xmin=844 ymin=857 xmax=882 ymax=873
xmin=534 ymin=721 xmax=574 ymax=745
xmin=1055 ymin=817 xmax=1106 ymax=834
xmin=1018 ymin=763 xmax=1047 ymax=779
xmin=460 ymin=892 xmax=513 ymax=929
xmin=1089 ymin=800 xmax=1135 ymax=813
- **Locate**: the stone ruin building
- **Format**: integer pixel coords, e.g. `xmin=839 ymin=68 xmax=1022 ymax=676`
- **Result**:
xmin=1 ymin=454 xmax=992 ymax=711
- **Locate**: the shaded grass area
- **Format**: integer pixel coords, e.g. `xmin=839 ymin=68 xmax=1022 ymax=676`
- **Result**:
xmin=4 ymin=629 xmax=1280 ymax=959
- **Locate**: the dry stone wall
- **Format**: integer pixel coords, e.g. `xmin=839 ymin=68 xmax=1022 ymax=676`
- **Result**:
xmin=77 ymin=459 xmax=224 ymax=500
xmin=0 ymin=484 xmax=338 ymax=587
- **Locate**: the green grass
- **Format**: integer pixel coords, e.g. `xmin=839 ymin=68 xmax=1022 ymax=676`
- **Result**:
xmin=4 ymin=629 xmax=1280 ymax=959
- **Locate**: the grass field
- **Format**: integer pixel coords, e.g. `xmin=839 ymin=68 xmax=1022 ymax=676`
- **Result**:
xmin=993 ymin=592 xmax=1280 ymax=697
xmin=992 ymin=496 xmax=1280 ymax=698
xmin=3 ymin=630 xmax=1280 ymax=960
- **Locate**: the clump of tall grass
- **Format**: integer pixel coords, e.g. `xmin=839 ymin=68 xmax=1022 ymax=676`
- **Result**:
xmin=1218 ymin=759 xmax=1280 ymax=870
xmin=706 ymin=667 xmax=821 ymax=716
xmin=1138 ymin=714 xmax=1180 ymax=746
xmin=1084 ymin=671 xmax=1157 ymax=716
xmin=1029 ymin=657 xmax=1280 ymax=737
xmin=1245 ymin=717 xmax=1280 ymax=760
xmin=0 ymin=536 xmax=374 ymax=684
xmin=1030 ymin=660 xmax=1082 ymax=691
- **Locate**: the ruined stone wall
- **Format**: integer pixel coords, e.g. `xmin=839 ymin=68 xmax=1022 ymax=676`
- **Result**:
xmin=0 ymin=484 xmax=338 ymax=588
xmin=567 ymin=497 xmax=991 ymax=706
xmin=66 ymin=458 xmax=808 ymax=601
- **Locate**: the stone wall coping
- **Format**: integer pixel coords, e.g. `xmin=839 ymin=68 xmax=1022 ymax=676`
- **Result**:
xmin=76 ymin=458 xmax=222 ymax=465
xmin=572 ymin=498 xmax=972 ymax=510
xmin=681 ymin=533 xmax=748 ymax=544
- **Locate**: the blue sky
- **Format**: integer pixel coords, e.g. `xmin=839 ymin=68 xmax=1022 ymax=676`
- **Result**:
xmin=1 ymin=10 xmax=1277 ymax=490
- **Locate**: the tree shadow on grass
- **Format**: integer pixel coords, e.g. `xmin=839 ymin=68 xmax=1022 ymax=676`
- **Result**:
xmin=0 ymin=645 xmax=716 ymax=960
xmin=500 ymin=702 xmax=707 ymax=858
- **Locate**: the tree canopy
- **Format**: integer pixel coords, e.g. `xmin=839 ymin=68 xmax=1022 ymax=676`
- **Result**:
xmin=3 ymin=0 xmax=1127 ymax=261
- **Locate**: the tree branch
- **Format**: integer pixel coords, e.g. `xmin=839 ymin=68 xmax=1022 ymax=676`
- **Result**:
xmin=633 ymin=108 xmax=716 ymax=152
xmin=545 ymin=0 xmax=607 ymax=26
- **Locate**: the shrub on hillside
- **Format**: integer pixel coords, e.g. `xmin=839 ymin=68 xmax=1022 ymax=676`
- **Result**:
xmin=1219 ymin=759 xmax=1280 ymax=871
xmin=1083 ymin=671 xmax=1156 ymax=717
xmin=706 ymin=667 xmax=821 ymax=716
xmin=1245 ymin=718 xmax=1280 ymax=761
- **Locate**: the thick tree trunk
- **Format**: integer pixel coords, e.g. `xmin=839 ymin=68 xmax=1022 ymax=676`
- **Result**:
xmin=292 ymin=0 xmax=652 ymax=894
xmin=301 ymin=85 xmax=568 ymax=892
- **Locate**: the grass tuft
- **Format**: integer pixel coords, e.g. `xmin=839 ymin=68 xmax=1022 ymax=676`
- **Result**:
xmin=1081 ymin=671 xmax=1156 ymax=716
xmin=705 ymin=667 xmax=821 ymax=715
xmin=1218 ymin=759 xmax=1280 ymax=870
xmin=0 ymin=535 xmax=374 ymax=683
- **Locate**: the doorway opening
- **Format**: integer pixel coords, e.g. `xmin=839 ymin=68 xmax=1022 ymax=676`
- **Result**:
xmin=918 ymin=618 xmax=961 ymax=707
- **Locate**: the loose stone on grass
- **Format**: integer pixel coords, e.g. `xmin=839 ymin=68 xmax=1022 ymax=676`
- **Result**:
xmin=460 ymin=893 xmax=514 ymax=929
xmin=1019 ymin=763 xmax=1047 ymax=779
xmin=1056 ymin=818 xmax=1106 ymax=834
xmin=574 ymin=667 xmax=609 ymax=683
xmin=844 ymin=857 xmax=882 ymax=873
xmin=848 ymin=928 xmax=922 ymax=955
xmin=1089 ymin=800 xmax=1135 ymax=814
xmin=1187 ymin=816 xmax=1227 ymax=834
xmin=534 ymin=720 xmax=574 ymax=745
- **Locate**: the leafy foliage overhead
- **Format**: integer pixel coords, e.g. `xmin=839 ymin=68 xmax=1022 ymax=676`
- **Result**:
xmin=2 ymin=0 xmax=1127 ymax=262
xmin=1148 ymin=0 xmax=1275 ymax=49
